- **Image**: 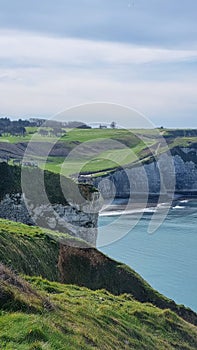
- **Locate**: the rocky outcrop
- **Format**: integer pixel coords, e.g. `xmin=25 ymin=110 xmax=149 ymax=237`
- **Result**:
xmin=92 ymin=147 xmax=197 ymax=199
xmin=0 ymin=193 xmax=99 ymax=246
xmin=0 ymin=194 xmax=33 ymax=225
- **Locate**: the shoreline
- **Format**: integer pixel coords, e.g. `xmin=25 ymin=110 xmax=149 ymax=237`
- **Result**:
xmin=99 ymin=193 xmax=197 ymax=216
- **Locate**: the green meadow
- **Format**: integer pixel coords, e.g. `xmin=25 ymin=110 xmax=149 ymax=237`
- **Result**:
xmin=1 ymin=127 xmax=197 ymax=177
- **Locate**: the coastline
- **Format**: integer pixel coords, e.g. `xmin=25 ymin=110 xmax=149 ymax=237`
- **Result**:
xmin=99 ymin=193 xmax=197 ymax=216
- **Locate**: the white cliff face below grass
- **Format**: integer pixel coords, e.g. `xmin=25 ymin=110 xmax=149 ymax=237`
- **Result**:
xmin=94 ymin=148 xmax=197 ymax=199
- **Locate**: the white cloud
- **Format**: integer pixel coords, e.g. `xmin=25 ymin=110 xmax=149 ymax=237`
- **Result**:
xmin=0 ymin=30 xmax=196 ymax=127
xmin=0 ymin=67 xmax=196 ymax=125
xmin=0 ymin=30 xmax=197 ymax=67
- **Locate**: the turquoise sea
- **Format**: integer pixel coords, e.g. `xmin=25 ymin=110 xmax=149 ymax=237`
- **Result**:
xmin=98 ymin=199 xmax=197 ymax=312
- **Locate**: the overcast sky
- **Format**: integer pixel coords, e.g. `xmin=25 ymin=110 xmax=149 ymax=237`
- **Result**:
xmin=0 ymin=0 xmax=197 ymax=127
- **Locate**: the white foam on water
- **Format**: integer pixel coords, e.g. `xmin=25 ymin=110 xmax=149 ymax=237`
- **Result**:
xmin=172 ymin=205 xmax=186 ymax=209
xmin=99 ymin=206 xmax=157 ymax=217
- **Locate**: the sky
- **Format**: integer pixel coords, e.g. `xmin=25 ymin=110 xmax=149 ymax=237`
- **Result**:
xmin=0 ymin=0 xmax=197 ymax=127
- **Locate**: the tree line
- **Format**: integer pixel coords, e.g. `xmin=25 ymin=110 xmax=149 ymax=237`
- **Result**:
xmin=0 ymin=117 xmax=91 ymax=137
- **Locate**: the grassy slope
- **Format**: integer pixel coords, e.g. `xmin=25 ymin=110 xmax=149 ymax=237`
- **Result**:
xmin=0 ymin=220 xmax=60 ymax=280
xmin=0 ymin=219 xmax=197 ymax=328
xmin=0 ymin=266 xmax=197 ymax=350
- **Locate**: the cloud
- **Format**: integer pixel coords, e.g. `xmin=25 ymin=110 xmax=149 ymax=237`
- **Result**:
xmin=0 ymin=30 xmax=196 ymax=127
xmin=0 ymin=0 xmax=196 ymax=47
xmin=0 ymin=30 xmax=197 ymax=68
xmin=0 ymin=65 xmax=197 ymax=126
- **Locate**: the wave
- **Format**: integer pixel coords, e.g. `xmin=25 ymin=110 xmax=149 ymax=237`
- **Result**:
xmin=99 ymin=201 xmax=173 ymax=217
xmin=157 ymin=202 xmax=171 ymax=208
xmin=99 ymin=207 xmax=158 ymax=217
xmin=172 ymin=205 xmax=186 ymax=209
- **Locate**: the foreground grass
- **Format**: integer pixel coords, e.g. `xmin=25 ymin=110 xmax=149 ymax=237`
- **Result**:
xmin=0 ymin=219 xmax=197 ymax=348
xmin=0 ymin=218 xmax=197 ymax=328
xmin=0 ymin=271 xmax=197 ymax=350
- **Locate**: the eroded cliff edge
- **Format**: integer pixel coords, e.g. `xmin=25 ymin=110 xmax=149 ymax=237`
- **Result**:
xmin=0 ymin=219 xmax=197 ymax=327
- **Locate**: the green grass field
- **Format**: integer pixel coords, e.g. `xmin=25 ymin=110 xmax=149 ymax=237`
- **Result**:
xmin=42 ymin=142 xmax=152 ymax=177
xmin=1 ymin=127 xmax=197 ymax=178
xmin=40 ymin=129 xmax=158 ymax=176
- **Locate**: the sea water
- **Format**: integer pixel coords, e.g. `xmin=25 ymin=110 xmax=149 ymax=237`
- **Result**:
xmin=98 ymin=199 xmax=197 ymax=311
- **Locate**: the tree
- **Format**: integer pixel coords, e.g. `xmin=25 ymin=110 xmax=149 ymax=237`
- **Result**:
xmin=110 ymin=121 xmax=116 ymax=129
xmin=9 ymin=126 xmax=26 ymax=136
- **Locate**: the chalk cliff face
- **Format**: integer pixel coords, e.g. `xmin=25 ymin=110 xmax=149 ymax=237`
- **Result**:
xmin=171 ymin=147 xmax=197 ymax=191
xmin=93 ymin=147 xmax=197 ymax=199
xmin=0 ymin=193 xmax=99 ymax=246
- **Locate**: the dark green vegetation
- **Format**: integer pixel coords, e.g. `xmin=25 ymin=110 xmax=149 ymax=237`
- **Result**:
xmin=0 ymin=162 xmax=21 ymax=201
xmin=0 ymin=117 xmax=89 ymax=138
xmin=0 ymin=162 xmax=97 ymax=205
